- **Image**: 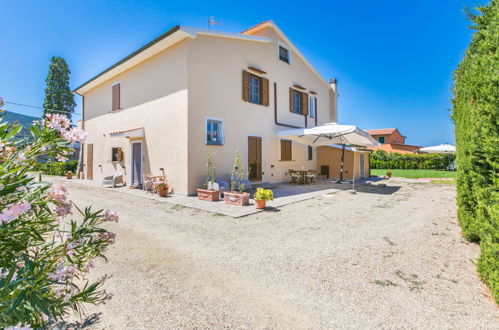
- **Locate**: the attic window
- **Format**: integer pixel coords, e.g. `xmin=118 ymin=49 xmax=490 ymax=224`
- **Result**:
xmin=278 ymin=43 xmax=290 ymax=64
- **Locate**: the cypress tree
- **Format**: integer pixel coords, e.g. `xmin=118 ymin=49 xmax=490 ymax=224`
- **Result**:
xmin=43 ymin=56 xmax=76 ymax=120
xmin=451 ymin=0 xmax=498 ymax=303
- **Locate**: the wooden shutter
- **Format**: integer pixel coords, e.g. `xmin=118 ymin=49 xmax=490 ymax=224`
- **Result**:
xmin=301 ymin=92 xmax=309 ymax=115
xmin=261 ymin=77 xmax=269 ymax=106
xmin=242 ymin=71 xmax=250 ymax=101
xmin=308 ymin=146 xmax=313 ymax=160
xmin=112 ymin=84 xmax=120 ymax=111
xmin=289 ymin=88 xmax=294 ymax=113
xmin=281 ymin=140 xmax=292 ymax=161
xmin=314 ymin=97 xmax=318 ymax=126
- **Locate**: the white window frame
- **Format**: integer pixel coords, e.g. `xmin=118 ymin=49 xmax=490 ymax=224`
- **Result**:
xmin=249 ymin=75 xmax=261 ymax=104
xmin=205 ymin=117 xmax=224 ymax=146
xmin=277 ymin=42 xmax=291 ymax=64
xmin=309 ymin=96 xmax=316 ymax=118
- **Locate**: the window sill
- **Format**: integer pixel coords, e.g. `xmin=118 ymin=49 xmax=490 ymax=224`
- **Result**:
xmin=206 ymin=143 xmax=224 ymax=146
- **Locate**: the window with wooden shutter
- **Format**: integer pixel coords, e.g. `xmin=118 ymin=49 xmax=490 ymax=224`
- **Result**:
xmin=243 ymin=70 xmax=268 ymax=106
xmin=261 ymin=77 xmax=269 ymax=106
xmin=112 ymin=147 xmax=123 ymax=162
xmin=242 ymin=71 xmax=250 ymax=101
xmin=301 ymin=92 xmax=309 ymax=115
xmin=308 ymin=145 xmax=313 ymax=161
xmin=112 ymin=83 xmax=120 ymax=111
xmin=280 ymin=139 xmax=292 ymax=161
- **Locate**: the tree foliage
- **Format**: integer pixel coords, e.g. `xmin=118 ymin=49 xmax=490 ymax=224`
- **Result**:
xmin=451 ymin=0 xmax=498 ymax=303
xmin=43 ymin=57 xmax=76 ymax=120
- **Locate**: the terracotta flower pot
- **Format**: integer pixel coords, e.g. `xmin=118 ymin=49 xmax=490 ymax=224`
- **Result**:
xmin=66 ymin=173 xmax=72 ymax=179
xmin=158 ymin=189 xmax=168 ymax=197
xmin=197 ymin=189 xmax=220 ymax=201
xmin=255 ymin=199 xmax=266 ymax=209
xmin=224 ymin=192 xmax=250 ymax=206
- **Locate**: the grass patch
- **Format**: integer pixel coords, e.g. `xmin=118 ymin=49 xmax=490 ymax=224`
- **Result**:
xmin=372 ymin=279 xmax=398 ymax=287
xmin=430 ymin=180 xmax=456 ymax=185
xmin=383 ymin=237 xmax=397 ymax=246
xmin=212 ymin=213 xmax=225 ymax=217
xmin=395 ymin=270 xmax=425 ymax=291
xmin=371 ymin=169 xmax=457 ymax=179
xmin=170 ymin=204 xmax=186 ymax=211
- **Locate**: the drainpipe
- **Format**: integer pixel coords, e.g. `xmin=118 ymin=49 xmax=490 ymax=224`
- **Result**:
xmin=329 ymin=78 xmax=338 ymax=123
xmin=74 ymin=92 xmax=85 ymax=178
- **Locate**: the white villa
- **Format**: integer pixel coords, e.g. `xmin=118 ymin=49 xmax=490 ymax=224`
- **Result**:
xmin=74 ymin=20 xmax=370 ymax=195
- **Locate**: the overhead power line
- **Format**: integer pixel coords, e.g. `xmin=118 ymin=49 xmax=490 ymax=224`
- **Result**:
xmin=4 ymin=101 xmax=82 ymax=116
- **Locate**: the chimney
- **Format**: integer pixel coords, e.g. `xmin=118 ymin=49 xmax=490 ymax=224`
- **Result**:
xmin=329 ymin=78 xmax=338 ymax=123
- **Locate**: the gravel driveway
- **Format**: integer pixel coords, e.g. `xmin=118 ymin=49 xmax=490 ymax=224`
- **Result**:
xmin=57 ymin=178 xmax=498 ymax=329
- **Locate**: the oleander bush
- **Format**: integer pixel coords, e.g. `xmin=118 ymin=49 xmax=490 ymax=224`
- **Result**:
xmin=370 ymin=150 xmax=455 ymax=170
xmin=0 ymin=105 xmax=118 ymax=328
xmin=451 ymin=0 xmax=498 ymax=303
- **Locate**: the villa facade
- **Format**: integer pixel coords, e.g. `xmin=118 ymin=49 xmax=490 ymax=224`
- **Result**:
xmin=74 ymin=21 xmax=369 ymax=195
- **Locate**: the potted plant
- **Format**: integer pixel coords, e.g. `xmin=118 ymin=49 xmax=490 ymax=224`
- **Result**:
xmin=66 ymin=171 xmax=73 ymax=179
xmin=224 ymin=151 xmax=250 ymax=206
xmin=254 ymin=188 xmax=273 ymax=209
xmin=386 ymin=170 xmax=392 ymax=178
xmin=157 ymin=182 xmax=169 ymax=197
xmin=197 ymin=152 xmax=220 ymax=201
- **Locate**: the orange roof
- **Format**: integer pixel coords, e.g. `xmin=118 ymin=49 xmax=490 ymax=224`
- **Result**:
xmin=365 ymin=128 xmax=397 ymax=135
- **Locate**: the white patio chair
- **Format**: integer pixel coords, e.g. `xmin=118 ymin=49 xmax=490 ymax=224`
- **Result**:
xmin=102 ymin=174 xmax=124 ymax=188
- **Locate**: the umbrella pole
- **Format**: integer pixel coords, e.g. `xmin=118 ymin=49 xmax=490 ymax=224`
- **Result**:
xmin=337 ymin=143 xmax=345 ymax=183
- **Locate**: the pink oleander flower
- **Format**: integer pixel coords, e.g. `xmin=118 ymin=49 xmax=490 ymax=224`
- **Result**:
xmin=48 ymin=262 xmax=77 ymax=282
xmin=82 ymin=259 xmax=95 ymax=273
xmin=62 ymin=126 xmax=87 ymax=143
xmin=45 ymin=114 xmax=70 ymax=131
xmin=0 ymin=202 xmax=31 ymax=224
xmin=47 ymin=184 xmax=69 ymax=203
xmin=55 ymin=200 xmax=72 ymax=216
xmin=104 ymin=209 xmax=119 ymax=222
xmin=99 ymin=231 xmax=116 ymax=245
xmin=54 ymin=284 xmax=76 ymax=302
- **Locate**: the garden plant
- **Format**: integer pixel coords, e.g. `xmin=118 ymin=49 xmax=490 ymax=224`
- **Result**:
xmin=0 ymin=99 xmax=118 ymax=328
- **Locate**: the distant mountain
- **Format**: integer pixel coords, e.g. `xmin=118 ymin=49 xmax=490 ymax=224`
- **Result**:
xmin=1 ymin=111 xmax=39 ymax=142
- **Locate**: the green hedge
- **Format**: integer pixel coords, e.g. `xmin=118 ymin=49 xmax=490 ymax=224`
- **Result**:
xmin=32 ymin=160 xmax=78 ymax=176
xmin=370 ymin=150 xmax=455 ymax=170
xmin=451 ymin=1 xmax=498 ymax=303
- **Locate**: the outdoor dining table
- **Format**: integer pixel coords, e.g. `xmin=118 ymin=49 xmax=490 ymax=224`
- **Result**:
xmin=291 ymin=170 xmax=315 ymax=185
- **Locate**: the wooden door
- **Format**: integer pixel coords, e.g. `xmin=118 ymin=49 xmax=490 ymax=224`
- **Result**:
xmin=248 ymin=137 xmax=262 ymax=182
xmin=86 ymin=144 xmax=93 ymax=180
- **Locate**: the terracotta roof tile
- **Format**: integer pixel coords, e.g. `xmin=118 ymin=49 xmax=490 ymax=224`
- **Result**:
xmin=365 ymin=128 xmax=397 ymax=135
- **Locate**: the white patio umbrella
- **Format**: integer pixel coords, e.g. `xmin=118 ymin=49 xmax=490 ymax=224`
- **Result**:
xmin=419 ymin=144 xmax=456 ymax=153
xmin=278 ymin=123 xmax=379 ymax=182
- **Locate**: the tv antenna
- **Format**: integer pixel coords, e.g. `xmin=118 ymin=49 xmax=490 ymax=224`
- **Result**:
xmin=208 ymin=16 xmax=222 ymax=29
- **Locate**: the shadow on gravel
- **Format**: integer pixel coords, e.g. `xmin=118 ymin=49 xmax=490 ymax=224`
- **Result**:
xmin=47 ymin=312 xmax=101 ymax=329
xmin=355 ymin=183 xmax=401 ymax=195
xmin=263 ymin=206 xmax=281 ymax=213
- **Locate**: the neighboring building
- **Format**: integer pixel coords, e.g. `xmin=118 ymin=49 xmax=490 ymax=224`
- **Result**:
xmin=366 ymin=128 xmax=421 ymax=154
xmin=74 ymin=20 xmax=370 ymax=195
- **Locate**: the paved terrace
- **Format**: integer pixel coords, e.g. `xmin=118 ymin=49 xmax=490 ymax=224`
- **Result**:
xmin=47 ymin=176 xmax=379 ymax=217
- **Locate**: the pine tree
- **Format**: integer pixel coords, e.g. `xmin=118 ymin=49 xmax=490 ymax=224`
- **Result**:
xmin=43 ymin=56 xmax=76 ymax=120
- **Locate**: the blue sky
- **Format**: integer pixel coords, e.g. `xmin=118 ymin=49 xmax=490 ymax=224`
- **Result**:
xmin=0 ymin=0 xmax=485 ymax=146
